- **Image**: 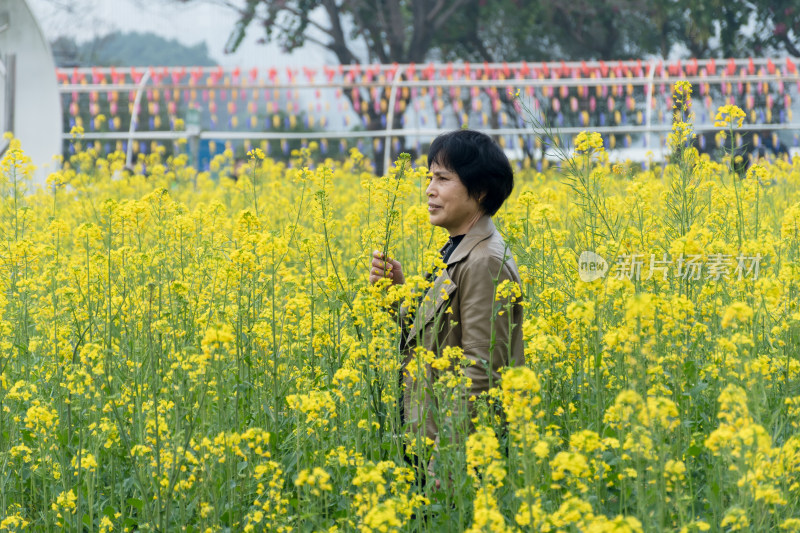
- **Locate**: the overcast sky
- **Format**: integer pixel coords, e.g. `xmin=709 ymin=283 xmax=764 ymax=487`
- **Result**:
xmin=27 ymin=0 xmax=329 ymax=68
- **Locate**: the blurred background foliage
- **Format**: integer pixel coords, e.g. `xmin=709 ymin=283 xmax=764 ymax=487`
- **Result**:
xmin=189 ymin=0 xmax=800 ymax=64
xmin=48 ymin=1 xmax=800 ymax=67
xmin=51 ymin=31 xmax=217 ymax=67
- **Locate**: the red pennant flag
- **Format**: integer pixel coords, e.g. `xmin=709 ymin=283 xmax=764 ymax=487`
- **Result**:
xmin=424 ymin=63 xmax=435 ymax=80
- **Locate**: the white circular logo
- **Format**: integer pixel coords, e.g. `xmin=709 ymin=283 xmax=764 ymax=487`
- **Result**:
xmin=578 ymin=251 xmax=608 ymax=282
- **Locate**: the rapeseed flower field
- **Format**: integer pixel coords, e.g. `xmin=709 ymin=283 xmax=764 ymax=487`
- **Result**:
xmin=1 ymin=82 xmax=800 ymax=531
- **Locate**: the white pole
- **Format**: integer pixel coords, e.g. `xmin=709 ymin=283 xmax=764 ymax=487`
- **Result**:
xmin=644 ymin=59 xmax=657 ymax=149
xmin=125 ymin=69 xmax=152 ymax=168
xmin=383 ymin=69 xmax=402 ymax=175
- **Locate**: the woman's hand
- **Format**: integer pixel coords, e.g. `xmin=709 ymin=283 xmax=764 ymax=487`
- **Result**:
xmin=369 ymin=250 xmax=405 ymax=285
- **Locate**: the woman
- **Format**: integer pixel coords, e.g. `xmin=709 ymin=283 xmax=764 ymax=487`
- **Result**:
xmin=369 ymin=129 xmax=525 ymax=447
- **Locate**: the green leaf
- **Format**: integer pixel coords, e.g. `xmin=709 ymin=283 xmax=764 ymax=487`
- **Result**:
xmin=690 ymin=381 xmax=708 ymax=397
xmin=126 ymin=498 xmax=143 ymax=511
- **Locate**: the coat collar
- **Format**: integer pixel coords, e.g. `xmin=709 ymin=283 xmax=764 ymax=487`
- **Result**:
xmin=445 ymin=214 xmax=495 ymax=265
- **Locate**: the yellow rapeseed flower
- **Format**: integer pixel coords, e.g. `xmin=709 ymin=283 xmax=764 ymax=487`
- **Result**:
xmin=574 ymin=131 xmax=605 ymax=155
xmin=714 ymin=104 xmax=746 ymax=129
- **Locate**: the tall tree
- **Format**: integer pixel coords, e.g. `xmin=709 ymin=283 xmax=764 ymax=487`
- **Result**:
xmin=202 ymin=0 xmax=688 ymax=64
xmin=212 ymin=0 xmax=474 ymax=64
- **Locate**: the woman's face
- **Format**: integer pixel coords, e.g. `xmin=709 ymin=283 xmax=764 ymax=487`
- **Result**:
xmin=426 ymin=161 xmax=484 ymax=236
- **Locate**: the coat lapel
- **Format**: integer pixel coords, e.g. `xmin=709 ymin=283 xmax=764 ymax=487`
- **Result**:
xmin=404 ymin=215 xmax=495 ymax=343
xmin=406 ymin=268 xmax=457 ymax=341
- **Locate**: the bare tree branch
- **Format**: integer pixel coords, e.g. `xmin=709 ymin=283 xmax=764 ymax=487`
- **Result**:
xmin=429 ymin=0 xmax=472 ymax=30
xmin=278 ymin=6 xmax=334 ymax=37
xmin=320 ymin=0 xmax=358 ymax=63
xmin=779 ymin=33 xmax=800 ymax=57
xmin=385 ymin=0 xmax=406 ymax=58
xmin=427 ymin=0 xmax=449 ymax=21
xmin=348 ymin=3 xmax=390 ymax=62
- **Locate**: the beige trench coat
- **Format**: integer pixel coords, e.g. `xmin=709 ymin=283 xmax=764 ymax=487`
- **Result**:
xmin=401 ymin=215 xmax=525 ymax=445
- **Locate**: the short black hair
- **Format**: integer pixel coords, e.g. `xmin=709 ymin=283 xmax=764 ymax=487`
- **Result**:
xmin=427 ymin=129 xmax=514 ymax=216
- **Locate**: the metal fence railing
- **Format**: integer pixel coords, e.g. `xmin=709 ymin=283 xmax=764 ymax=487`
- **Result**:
xmin=57 ymin=58 xmax=800 ymax=169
